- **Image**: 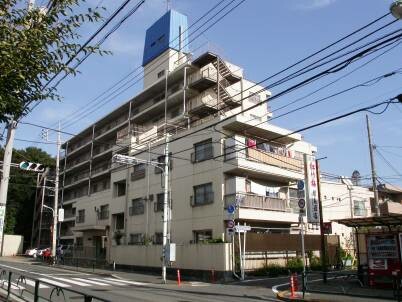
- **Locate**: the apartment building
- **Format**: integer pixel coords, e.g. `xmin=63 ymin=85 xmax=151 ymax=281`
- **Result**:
xmin=59 ymin=10 xmax=317 ymax=272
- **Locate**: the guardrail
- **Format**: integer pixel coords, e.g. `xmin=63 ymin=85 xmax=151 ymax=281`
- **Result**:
xmin=0 ymin=265 xmax=110 ymax=302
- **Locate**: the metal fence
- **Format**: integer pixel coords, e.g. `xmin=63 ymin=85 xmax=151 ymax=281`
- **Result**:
xmin=0 ymin=265 xmax=110 ymax=302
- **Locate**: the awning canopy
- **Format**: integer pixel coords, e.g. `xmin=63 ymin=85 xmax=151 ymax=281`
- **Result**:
xmin=333 ymin=214 xmax=402 ymax=228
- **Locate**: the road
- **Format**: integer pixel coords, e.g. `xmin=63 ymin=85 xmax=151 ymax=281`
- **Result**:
xmin=0 ymin=258 xmax=281 ymax=302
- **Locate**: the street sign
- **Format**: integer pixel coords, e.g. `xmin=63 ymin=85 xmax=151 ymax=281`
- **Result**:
xmin=227 ymin=220 xmax=235 ymax=228
xmin=298 ymin=198 xmax=306 ymax=209
xmin=297 ymin=180 xmax=305 ymax=190
xmin=58 ymin=208 xmax=64 ymax=222
xmin=234 ymin=225 xmax=251 ymax=233
xmin=297 ymin=190 xmax=305 ymax=199
xmin=227 ymin=204 xmax=236 ymax=214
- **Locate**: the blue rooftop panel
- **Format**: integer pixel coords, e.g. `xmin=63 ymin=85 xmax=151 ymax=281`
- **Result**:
xmin=142 ymin=10 xmax=189 ymax=66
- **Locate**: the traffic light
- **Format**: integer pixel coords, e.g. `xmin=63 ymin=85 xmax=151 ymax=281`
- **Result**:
xmin=19 ymin=161 xmax=45 ymax=172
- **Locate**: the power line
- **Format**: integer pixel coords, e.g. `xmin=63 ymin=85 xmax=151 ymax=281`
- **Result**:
xmin=24 ymin=0 xmax=146 ymax=117
xmin=59 ymin=11 xmax=397 ymax=130
xmin=60 ymin=0 xmax=247 ymax=129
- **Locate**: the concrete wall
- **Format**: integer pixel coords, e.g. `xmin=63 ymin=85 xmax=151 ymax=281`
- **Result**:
xmin=110 ymin=243 xmax=231 ymax=271
xmin=3 ymin=235 xmax=23 ymax=256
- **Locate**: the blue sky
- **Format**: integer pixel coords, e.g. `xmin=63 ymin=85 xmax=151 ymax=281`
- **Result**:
xmin=15 ymin=0 xmax=402 ymax=186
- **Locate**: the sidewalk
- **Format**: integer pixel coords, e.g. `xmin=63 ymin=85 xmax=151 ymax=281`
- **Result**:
xmin=277 ymin=290 xmax=393 ymax=302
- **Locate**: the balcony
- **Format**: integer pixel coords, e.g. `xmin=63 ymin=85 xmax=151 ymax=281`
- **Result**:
xmin=188 ymin=65 xmax=217 ymax=91
xmin=224 ymin=140 xmax=304 ymax=182
xmin=225 ymin=193 xmax=287 ymax=212
xmin=225 ymin=193 xmax=299 ymax=223
xmin=188 ymin=90 xmax=220 ymax=115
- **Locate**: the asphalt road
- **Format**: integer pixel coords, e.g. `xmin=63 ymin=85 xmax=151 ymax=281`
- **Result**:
xmin=0 ymin=258 xmax=282 ymax=302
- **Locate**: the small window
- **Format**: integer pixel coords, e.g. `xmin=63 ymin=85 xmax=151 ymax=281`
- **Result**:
xmin=129 ymin=233 xmax=144 ymax=245
xmin=77 ymin=209 xmax=85 ymax=223
xmin=129 ymin=198 xmax=145 ymax=216
xmin=155 ymin=193 xmax=164 ymax=212
xmin=192 ymin=139 xmax=213 ymax=163
xmin=193 ymin=230 xmax=212 ymax=243
xmin=158 ymin=35 xmax=165 ymax=43
xmin=154 ymin=232 xmax=163 ymax=245
xmin=354 ymin=200 xmax=367 ymax=216
xmin=157 ymin=70 xmax=165 ymax=78
xmin=113 ymin=180 xmax=126 ymax=197
xmin=150 ymin=41 xmax=156 ymax=47
xmin=99 ymin=205 xmax=109 ymax=220
xmin=131 ymin=164 xmax=146 ymax=181
xmin=76 ymin=237 xmax=83 ymax=247
xmin=192 ymin=183 xmax=214 ymax=206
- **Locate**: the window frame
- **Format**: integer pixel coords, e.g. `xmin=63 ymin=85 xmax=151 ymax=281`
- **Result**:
xmin=192 ymin=139 xmax=213 ymax=163
xmin=193 ymin=229 xmax=212 ymax=243
xmin=129 ymin=198 xmax=145 ymax=216
xmin=192 ymin=183 xmax=214 ymax=206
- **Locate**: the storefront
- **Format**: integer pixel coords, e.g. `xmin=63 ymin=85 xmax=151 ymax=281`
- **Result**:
xmin=334 ymin=214 xmax=402 ymax=288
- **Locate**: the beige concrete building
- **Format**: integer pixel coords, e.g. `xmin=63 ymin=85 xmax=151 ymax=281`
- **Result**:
xmin=59 ymin=10 xmax=317 ymax=274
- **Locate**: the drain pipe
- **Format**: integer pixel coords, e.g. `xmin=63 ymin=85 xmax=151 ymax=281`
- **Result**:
xmin=183 ymin=66 xmax=191 ymax=129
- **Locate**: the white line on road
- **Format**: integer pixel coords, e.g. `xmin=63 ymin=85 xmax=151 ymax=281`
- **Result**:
xmin=38 ymin=278 xmax=71 ymax=288
xmin=73 ymin=278 xmax=111 ymax=286
xmin=2 ymin=281 xmax=25 ymax=290
xmin=89 ymin=278 xmax=127 ymax=286
xmin=103 ymin=278 xmax=146 ymax=286
xmin=51 ymin=277 xmax=91 ymax=287
xmin=24 ymin=279 xmax=49 ymax=288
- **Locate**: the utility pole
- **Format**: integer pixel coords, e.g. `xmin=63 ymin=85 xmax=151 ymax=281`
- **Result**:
xmin=366 ymin=115 xmax=380 ymax=216
xmin=316 ymin=159 xmax=327 ymax=283
xmin=162 ymin=136 xmax=170 ymax=284
xmin=51 ymin=122 xmax=61 ymax=262
xmin=0 ymin=120 xmax=17 ymax=256
xmin=37 ymin=171 xmax=48 ymax=248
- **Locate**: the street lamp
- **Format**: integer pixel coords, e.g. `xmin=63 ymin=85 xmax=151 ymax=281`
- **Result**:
xmin=391 ymin=0 xmax=402 ymax=20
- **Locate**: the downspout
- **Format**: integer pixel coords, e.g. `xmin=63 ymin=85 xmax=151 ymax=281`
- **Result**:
xmin=183 ymin=66 xmax=191 ymax=129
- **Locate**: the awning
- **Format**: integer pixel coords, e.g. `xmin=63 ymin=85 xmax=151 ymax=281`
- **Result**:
xmin=333 ymin=214 xmax=402 ymax=228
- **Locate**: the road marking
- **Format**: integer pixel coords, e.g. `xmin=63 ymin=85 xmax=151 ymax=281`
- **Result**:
xmin=2 ymin=281 xmax=25 ymax=290
xmin=0 ymin=264 xmax=27 ymax=272
xmin=103 ymin=278 xmax=146 ymax=286
xmin=51 ymin=277 xmax=91 ymax=287
xmin=38 ymin=278 xmax=71 ymax=288
xmin=89 ymin=278 xmax=127 ymax=286
xmin=189 ymin=282 xmax=210 ymax=287
xmin=24 ymin=279 xmax=49 ymax=289
xmin=73 ymin=278 xmax=111 ymax=286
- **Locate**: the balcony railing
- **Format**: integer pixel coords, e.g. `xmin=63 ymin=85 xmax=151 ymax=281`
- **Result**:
xmin=224 ymin=193 xmax=287 ymax=212
xmin=247 ymin=148 xmax=303 ymax=172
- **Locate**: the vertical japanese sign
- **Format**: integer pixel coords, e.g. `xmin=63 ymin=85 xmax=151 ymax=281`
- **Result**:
xmin=303 ymin=154 xmax=320 ymax=223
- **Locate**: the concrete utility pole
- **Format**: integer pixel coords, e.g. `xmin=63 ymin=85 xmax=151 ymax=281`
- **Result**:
xmin=0 ymin=120 xmax=17 ymax=256
xmin=51 ymin=122 xmax=61 ymax=261
xmin=316 ymin=159 xmax=327 ymax=283
xmin=366 ymin=115 xmax=380 ymax=216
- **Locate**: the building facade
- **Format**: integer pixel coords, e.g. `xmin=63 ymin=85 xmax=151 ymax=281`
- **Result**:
xmin=59 ymin=10 xmax=317 ymax=272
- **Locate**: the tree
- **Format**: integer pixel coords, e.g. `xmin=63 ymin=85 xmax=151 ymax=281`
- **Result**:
xmin=0 ymin=0 xmax=108 ymax=122
xmin=0 ymin=147 xmax=54 ymax=247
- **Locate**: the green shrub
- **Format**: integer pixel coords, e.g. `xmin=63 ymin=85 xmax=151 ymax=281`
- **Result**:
xmin=287 ymin=257 xmax=303 ymax=273
xmin=266 ymin=263 xmax=288 ymax=277
xmin=309 ymin=255 xmax=322 ymax=271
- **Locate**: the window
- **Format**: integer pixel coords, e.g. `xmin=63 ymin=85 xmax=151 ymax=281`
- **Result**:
xmin=114 ymin=213 xmax=124 ymax=230
xmin=354 ymin=200 xmax=367 ymax=216
xmin=131 ymin=163 xmax=146 ymax=181
xmin=158 ymin=34 xmax=165 ymax=43
xmin=192 ymin=183 xmax=214 ymax=206
xmin=77 ymin=209 xmax=85 ymax=223
xmin=193 ymin=230 xmax=212 ymax=243
xmin=113 ymin=181 xmax=126 ymax=197
xmin=129 ymin=198 xmax=145 ymax=216
xmin=99 ymin=205 xmax=109 ymax=220
xmin=155 ymin=193 xmax=165 ymax=212
xmin=192 ymin=139 xmax=213 ymax=163
xmin=154 ymin=232 xmax=163 ymax=245
xmin=129 ymin=233 xmax=144 ymax=245
xmin=157 ymin=70 xmax=165 ymax=78
xmin=76 ymin=237 xmax=83 ymax=247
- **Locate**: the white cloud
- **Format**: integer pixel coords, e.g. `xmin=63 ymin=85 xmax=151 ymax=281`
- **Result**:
xmin=294 ymin=0 xmax=337 ymax=10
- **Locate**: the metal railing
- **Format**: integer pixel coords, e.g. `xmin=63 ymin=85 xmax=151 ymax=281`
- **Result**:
xmin=224 ymin=193 xmax=287 ymax=212
xmin=0 ymin=265 xmax=110 ymax=302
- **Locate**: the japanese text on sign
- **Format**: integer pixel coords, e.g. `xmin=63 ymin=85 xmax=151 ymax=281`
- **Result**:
xmin=304 ymin=154 xmax=320 ymax=223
